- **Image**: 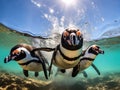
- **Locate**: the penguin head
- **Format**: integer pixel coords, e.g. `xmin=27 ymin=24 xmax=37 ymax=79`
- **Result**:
xmin=4 ymin=46 xmax=27 ymax=63
xmin=61 ymin=28 xmax=83 ymax=50
xmin=88 ymin=45 xmax=104 ymax=55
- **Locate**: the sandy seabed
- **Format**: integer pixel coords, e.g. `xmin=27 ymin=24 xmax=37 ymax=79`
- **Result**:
xmin=0 ymin=71 xmax=120 ymax=90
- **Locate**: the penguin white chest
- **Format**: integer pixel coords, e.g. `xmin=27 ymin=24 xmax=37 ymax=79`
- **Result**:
xmin=79 ymin=53 xmax=96 ymax=71
xmin=54 ymin=47 xmax=82 ymax=69
xmin=60 ymin=45 xmax=82 ymax=58
xmin=18 ymin=55 xmax=43 ymax=72
xmin=20 ymin=62 xmax=43 ymax=72
xmin=80 ymin=60 xmax=93 ymax=71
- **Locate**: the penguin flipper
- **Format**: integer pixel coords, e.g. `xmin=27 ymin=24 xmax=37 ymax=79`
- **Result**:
xmin=40 ymin=59 xmax=48 ymax=79
xmin=38 ymin=51 xmax=49 ymax=66
xmin=91 ymin=63 xmax=100 ymax=75
xmin=49 ymin=45 xmax=59 ymax=76
xmin=72 ymin=65 xmax=80 ymax=77
xmin=23 ymin=70 xmax=29 ymax=77
xmin=31 ymin=47 xmax=55 ymax=53
xmin=35 ymin=72 xmax=39 ymax=77
xmin=49 ymin=51 xmax=56 ymax=76
xmin=82 ymin=71 xmax=88 ymax=78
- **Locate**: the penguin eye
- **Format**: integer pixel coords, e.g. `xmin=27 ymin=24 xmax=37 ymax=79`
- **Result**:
xmin=12 ymin=50 xmax=20 ymax=55
xmin=94 ymin=47 xmax=99 ymax=51
xmin=63 ymin=31 xmax=69 ymax=39
xmin=95 ymin=48 xmax=99 ymax=51
xmin=21 ymin=50 xmax=25 ymax=54
xmin=76 ymin=31 xmax=81 ymax=37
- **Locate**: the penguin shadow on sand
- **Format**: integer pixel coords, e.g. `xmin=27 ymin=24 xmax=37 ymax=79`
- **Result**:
xmin=4 ymin=43 xmax=55 ymax=80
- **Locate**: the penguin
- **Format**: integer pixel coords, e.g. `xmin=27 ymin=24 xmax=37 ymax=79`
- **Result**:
xmin=4 ymin=43 xmax=52 ymax=79
xmin=72 ymin=45 xmax=104 ymax=77
xmin=49 ymin=27 xmax=83 ymax=76
xmin=55 ymin=45 xmax=104 ymax=77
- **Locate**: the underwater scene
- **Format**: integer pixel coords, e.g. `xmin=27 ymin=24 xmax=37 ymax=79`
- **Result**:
xmin=0 ymin=0 xmax=120 ymax=90
xmin=0 ymin=23 xmax=120 ymax=90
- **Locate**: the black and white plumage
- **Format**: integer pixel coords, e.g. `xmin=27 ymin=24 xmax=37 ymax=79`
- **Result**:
xmin=56 ymin=45 xmax=104 ymax=77
xmin=4 ymin=43 xmax=49 ymax=79
xmin=49 ymin=27 xmax=83 ymax=76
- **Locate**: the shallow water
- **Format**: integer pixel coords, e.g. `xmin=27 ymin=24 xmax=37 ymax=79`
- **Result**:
xmin=0 ymin=24 xmax=120 ymax=90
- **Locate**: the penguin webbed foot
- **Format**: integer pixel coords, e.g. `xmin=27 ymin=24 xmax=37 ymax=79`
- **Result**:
xmin=60 ymin=69 xmax=66 ymax=73
xmin=23 ymin=70 xmax=29 ymax=77
xmin=82 ymin=71 xmax=88 ymax=78
xmin=72 ymin=70 xmax=79 ymax=77
xmin=72 ymin=67 xmax=80 ymax=77
xmin=55 ymin=68 xmax=66 ymax=76
xmin=91 ymin=63 xmax=101 ymax=75
xmin=35 ymin=72 xmax=39 ymax=77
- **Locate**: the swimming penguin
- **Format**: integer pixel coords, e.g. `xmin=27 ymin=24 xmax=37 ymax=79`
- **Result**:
xmin=55 ymin=45 xmax=104 ymax=77
xmin=4 ymin=43 xmax=50 ymax=79
xmin=72 ymin=44 xmax=104 ymax=77
xmin=49 ymin=27 xmax=83 ymax=76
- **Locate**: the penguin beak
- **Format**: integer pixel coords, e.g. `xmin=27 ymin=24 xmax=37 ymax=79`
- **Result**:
xmin=69 ymin=33 xmax=79 ymax=46
xmin=4 ymin=55 xmax=17 ymax=63
xmin=98 ymin=49 xmax=104 ymax=54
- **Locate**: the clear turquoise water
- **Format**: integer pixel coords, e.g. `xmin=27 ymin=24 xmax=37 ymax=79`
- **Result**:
xmin=0 ymin=28 xmax=120 ymax=79
xmin=91 ymin=44 xmax=120 ymax=74
xmin=0 ymin=28 xmax=31 ymax=74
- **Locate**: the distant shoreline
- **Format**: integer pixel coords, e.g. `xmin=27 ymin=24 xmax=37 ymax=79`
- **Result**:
xmin=1 ymin=23 xmax=120 ymax=42
xmin=0 ymin=23 xmax=49 ymax=39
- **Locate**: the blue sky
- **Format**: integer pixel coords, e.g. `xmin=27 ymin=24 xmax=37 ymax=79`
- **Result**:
xmin=0 ymin=0 xmax=120 ymax=39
